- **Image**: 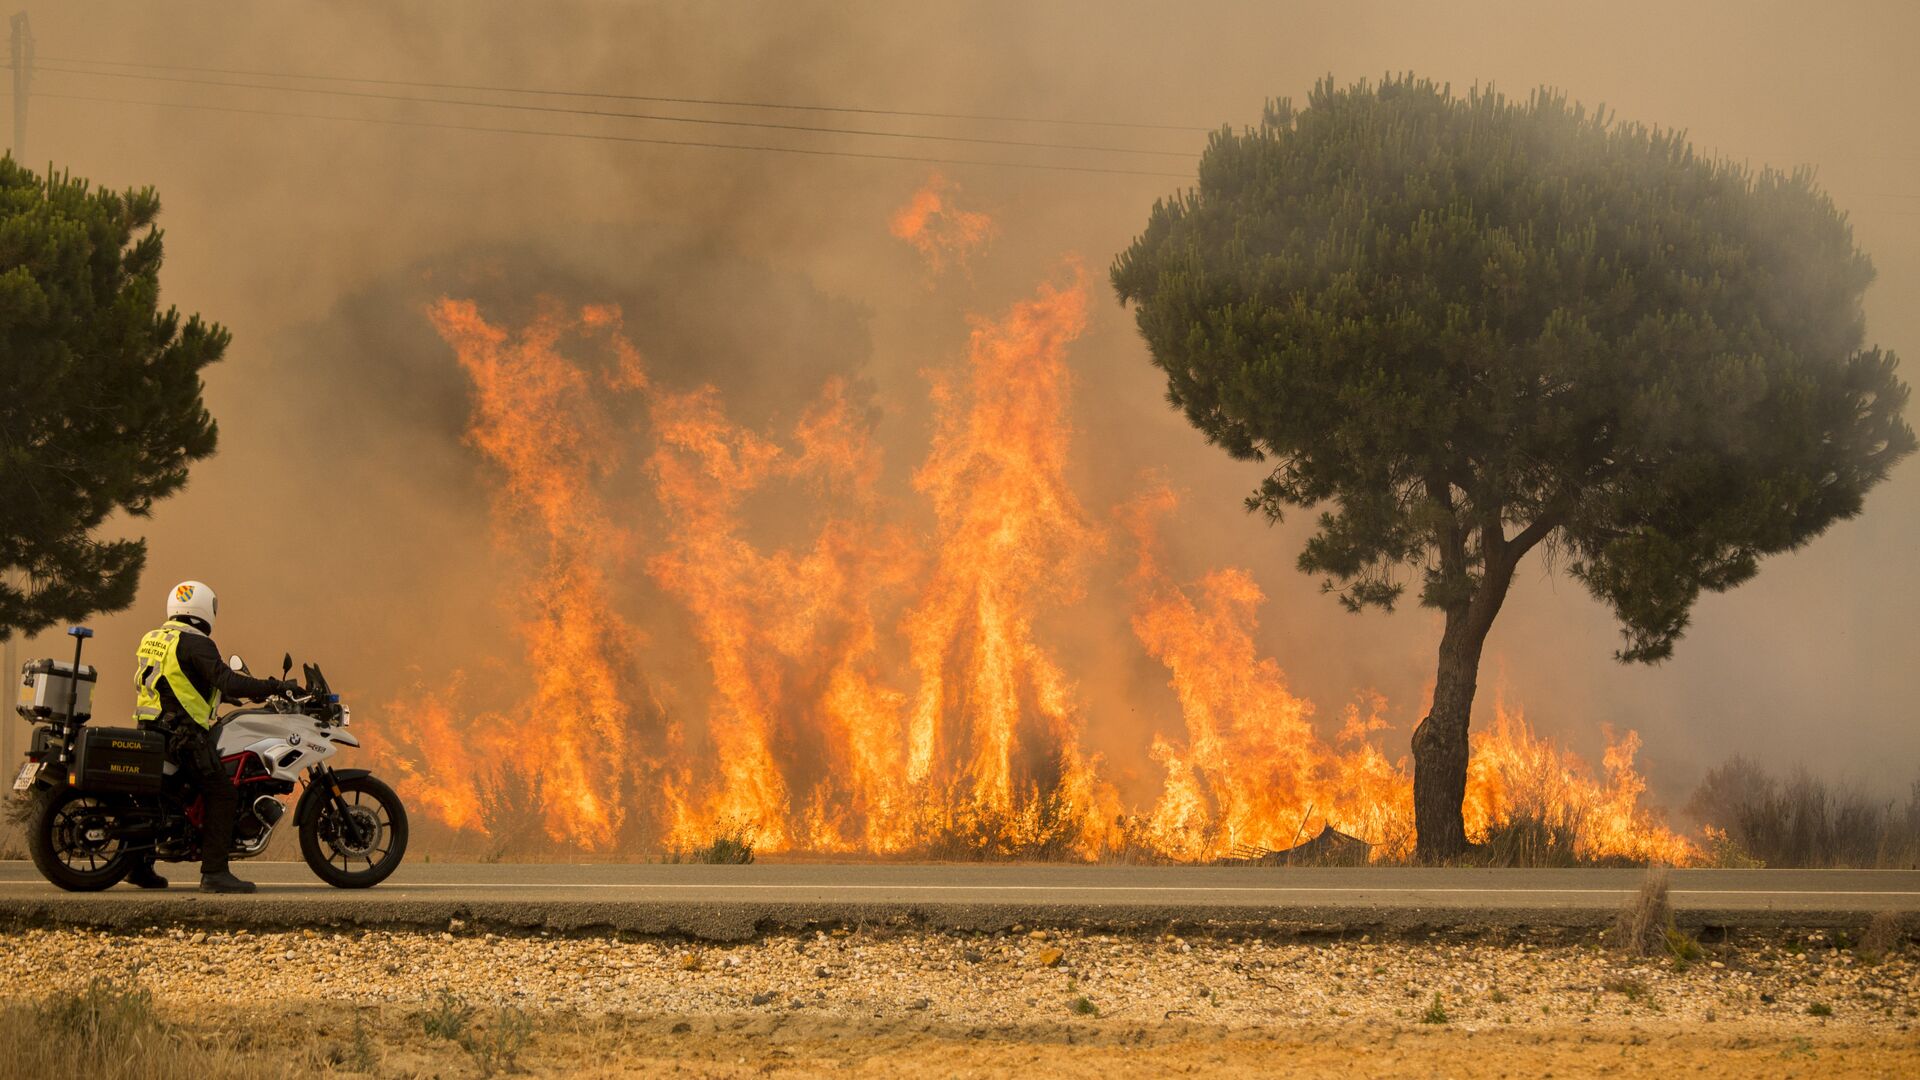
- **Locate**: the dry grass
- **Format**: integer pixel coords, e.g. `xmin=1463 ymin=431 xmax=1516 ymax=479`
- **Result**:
xmin=5 ymin=992 xmax=1912 ymax=1080
xmin=1613 ymin=870 xmax=1699 ymax=960
xmin=1613 ymin=871 xmax=1671 ymax=956
xmin=418 ymin=989 xmax=532 ymax=1076
xmin=1 ymin=793 xmax=30 ymax=860
xmin=1856 ymin=911 xmax=1910 ymax=964
xmin=4 ymin=931 xmax=1918 ymax=1079
xmin=0 ymin=977 xmax=311 ymax=1080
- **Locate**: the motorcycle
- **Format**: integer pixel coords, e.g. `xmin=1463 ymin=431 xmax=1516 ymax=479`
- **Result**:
xmin=11 ymin=627 xmax=408 ymax=891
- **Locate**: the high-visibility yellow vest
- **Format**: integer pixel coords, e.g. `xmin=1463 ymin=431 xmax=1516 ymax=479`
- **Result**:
xmin=132 ymin=620 xmax=222 ymax=728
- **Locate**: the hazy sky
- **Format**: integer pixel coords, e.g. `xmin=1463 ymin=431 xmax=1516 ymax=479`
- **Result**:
xmin=13 ymin=1 xmax=1918 ymax=815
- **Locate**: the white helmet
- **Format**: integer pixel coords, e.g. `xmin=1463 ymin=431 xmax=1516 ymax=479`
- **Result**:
xmin=166 ymin=580 xmax=218 ymax=630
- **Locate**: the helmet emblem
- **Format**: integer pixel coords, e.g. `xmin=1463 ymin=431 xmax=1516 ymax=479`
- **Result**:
xmin=175 ymin=584 xmax=195 ymax=602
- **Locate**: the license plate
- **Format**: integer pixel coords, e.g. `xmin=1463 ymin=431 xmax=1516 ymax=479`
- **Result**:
xmin=12 ymin=762 xmax=39 ymax=792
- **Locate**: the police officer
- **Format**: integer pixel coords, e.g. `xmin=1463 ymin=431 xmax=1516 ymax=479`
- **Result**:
xmin=128 ymin=581 xmax=298 ymax=893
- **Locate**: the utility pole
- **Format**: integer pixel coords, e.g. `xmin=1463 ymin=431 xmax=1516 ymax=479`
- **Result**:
xmin=2 ymin=9 xmax=27 ymax=788
xmin=1 ymin=633 xmax=14 ymax=783
xmin=8 ymin=11 xmax=30 ymax=162
xmin=1 ymin=13 xmax=25 ymax=797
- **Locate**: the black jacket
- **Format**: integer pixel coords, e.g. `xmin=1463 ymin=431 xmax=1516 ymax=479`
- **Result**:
xmin=156 ymin=626 xmax=284 ymax=719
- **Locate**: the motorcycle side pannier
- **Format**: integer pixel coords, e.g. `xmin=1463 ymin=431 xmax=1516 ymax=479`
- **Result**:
xmin=72 ymin=726 xmax=167 ymax=794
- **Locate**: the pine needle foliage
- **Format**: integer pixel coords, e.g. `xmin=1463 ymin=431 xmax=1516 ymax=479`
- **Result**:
xmin=0 ymin=157 xmax=228 ymax=638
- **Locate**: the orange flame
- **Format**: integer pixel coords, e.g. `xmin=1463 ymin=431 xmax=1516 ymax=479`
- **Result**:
xmin=381 ymin=299 xmax=662 ymax=850
xmin=645 ymin=378 xmax=920 ymax=851
xmin=889 ymin=172 xmax=996 ymax=275
xmin=373 ymin=186 xmax=1698 ymax=866
xmin=363 ymin=677 xmax=485 ymax=833
xmin=897 ymin=262 xmax=1121 ymax=855
xmin=1465 ymin=703 xmax=1696 ymax=865
xmin=1121 ymin=483 xmax=1413 ymax=859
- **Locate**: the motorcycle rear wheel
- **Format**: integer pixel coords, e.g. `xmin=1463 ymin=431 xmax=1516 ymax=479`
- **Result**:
xmin=299 ymin=774 xmax=408 ymax=888
xmin=28 ymin=787 xmax=133 ymax=892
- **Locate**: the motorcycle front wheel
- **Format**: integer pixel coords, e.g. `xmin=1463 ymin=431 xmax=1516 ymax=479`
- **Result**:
xmin=27 ymin=787 xmax=133 ymax=892
xmin=299 ymin=774 xmax=409 ymax=888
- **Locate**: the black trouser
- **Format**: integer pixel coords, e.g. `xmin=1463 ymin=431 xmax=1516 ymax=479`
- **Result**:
xmin=164 ymin=720 xmax=237 ymax=875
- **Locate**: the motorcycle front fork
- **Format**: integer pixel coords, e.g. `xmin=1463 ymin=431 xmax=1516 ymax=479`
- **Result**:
xmin=305 ymin=765 xmax=369 ymax=846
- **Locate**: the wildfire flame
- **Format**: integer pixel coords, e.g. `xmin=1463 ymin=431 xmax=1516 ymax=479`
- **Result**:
xmin=373 ymin=187 xmax=1699 ymax=866
xmin=644 ymin=377 xmax=919 ymax=852
xmin=375 ymin=300 xmax=664 ymax=850
xmin=1121 ymin=483 xmax=1413 ymax=859
xmin=889 ymin=172 xmax=996 ymax=275
xmin=1464 ymin=703 xmax=1696 ymax=865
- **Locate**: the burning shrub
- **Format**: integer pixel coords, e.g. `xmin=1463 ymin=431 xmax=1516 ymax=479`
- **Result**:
xmin=1464 ymin=709 xmax=1694 ymax=866
xmin=1476 ymin=807 xmax=1586 ymax=868
xmin=665 ymin=823 xmax=757 ymax=865
xmin=1699 ymin=827 xmax=1765 ymax=869
xmin=477 ymin=763 xmax=549 ymax=861
xmin=914 ymin=790 xmax=1088 ymax=862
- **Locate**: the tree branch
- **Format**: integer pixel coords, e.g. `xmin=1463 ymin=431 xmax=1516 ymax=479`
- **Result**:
xmin=1509 ymin=488 xmax=1577 ymax=558
xmin=1509 ymin=510 xmax=1561 ymax=557
xmin=1475 ymin=488 xmax=1509 ymax=572
xmin=1428 ymin=475 xmax=1467 ymax=578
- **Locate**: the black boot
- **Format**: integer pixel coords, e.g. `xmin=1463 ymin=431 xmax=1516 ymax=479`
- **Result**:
xmin=125 ymin=862 xmax=169 ymax=889
xmin=199 ymin=871 xmax=257 ymax=894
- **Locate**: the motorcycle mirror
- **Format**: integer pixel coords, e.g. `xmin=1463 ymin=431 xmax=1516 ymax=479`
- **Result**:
xmin=282 ymin=653 xmax=293 ymax=679
xmin=229 ymin=654 xmax=248 ymax=674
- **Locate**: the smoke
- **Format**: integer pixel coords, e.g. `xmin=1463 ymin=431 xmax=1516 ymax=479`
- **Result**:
xmin=17 ymin=0 xmax=1920 ymax=832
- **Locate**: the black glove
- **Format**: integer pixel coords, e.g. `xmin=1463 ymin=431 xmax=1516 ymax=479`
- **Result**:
xmin=272 ymin=678 xmax=303 ymax=696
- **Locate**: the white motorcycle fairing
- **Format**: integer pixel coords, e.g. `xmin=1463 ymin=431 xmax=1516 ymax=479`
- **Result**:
xmin=214 ymin=706 xmax=354 ymax=781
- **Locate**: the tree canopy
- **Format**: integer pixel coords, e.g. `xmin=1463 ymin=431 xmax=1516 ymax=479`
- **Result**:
xmin=0 ymin=157 xmax=227 ymax=639
xmin=1112 ymin=75 xmax=1914 ymax=856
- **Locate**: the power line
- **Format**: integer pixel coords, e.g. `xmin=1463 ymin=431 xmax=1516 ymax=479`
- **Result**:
xmin=39 ymin=53 xmax=1215 ymax=135
xmin=34 ymin=90 xmax=1196 ymax=180
xmin=33 ymin=64 xmax=1196 ymax=161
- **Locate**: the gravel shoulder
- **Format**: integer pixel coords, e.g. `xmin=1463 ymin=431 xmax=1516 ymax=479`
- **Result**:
xmin=2 ymin=924 xmax=1914 ymax=1077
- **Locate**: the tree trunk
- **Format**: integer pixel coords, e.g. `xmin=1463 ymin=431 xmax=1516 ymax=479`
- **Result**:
xmin=1411 ymin=606 xmax=1495 ymax=860
xmin=1411 ymin=520 xmax=1529 ymax=861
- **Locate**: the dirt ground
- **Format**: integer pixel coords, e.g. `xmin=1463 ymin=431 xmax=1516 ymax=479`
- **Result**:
xmin=1 ymin=925 xmax=1914 ymax=1077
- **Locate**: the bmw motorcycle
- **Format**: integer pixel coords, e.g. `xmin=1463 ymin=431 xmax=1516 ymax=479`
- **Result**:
xmin=11 ymin=628 xmax=408 ymax=891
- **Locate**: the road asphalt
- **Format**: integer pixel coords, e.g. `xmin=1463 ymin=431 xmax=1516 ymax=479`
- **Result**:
xmin=0 ymin=861 xmax=1913 ymax=940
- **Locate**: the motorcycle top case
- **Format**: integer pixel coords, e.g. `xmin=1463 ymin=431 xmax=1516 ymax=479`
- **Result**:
xmin=71 ymin=726 xmax=167 ymax=794
xmin=17 ymin=658 xmax=97 ymax=722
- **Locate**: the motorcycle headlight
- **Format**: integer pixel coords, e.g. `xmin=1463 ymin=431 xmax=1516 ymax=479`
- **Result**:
xmin=339 ymin=705 xmax=352 ymax=727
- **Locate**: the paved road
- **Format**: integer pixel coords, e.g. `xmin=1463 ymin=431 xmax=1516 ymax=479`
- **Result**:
xmin=1 ymin=861 xmax=1912 ymax=939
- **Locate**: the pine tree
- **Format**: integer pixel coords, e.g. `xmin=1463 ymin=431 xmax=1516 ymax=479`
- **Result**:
xmin=0 ymin=157 xmax=227 ymax=638
xmin=1112 ymin=76 xmax=1915 ymax=859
